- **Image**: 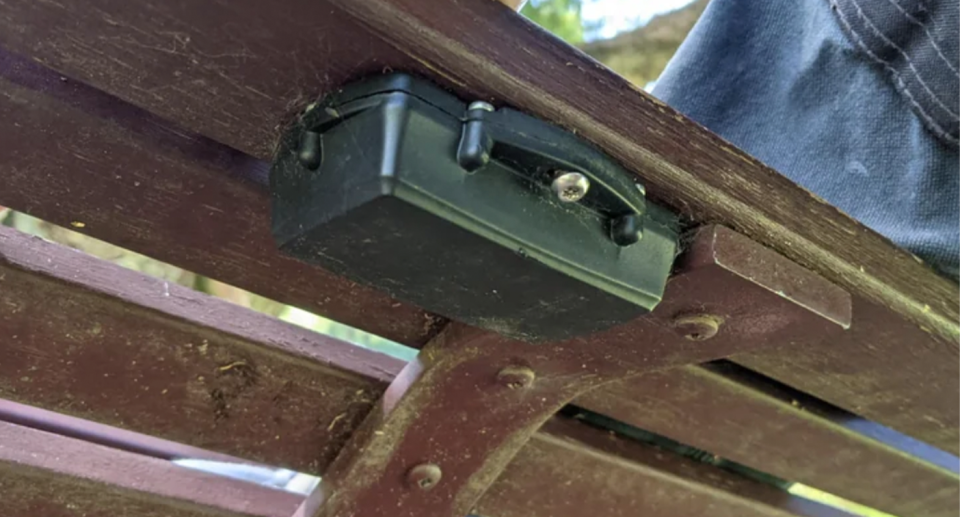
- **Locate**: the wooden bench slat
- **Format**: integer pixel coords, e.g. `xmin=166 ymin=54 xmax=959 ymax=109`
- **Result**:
xmin=482 ymin=418 xmax=855 ymax=517
xmin=585 ymin=365 xmax=960 ymax=517
xmin=337 ymin=0 xmax=958 ymax=332
xmin=0 ymin=416 xmax=854 ymax=517
xmin=0 ymin=421 xmax=302 ymax=517
xmin=0 ymin=398 xmax=247 ymax=464
xmin=0 ymin=10 xmax=956 ymax=454
xmin=1 ymin=225 xmax=953 ymax=516
xmin=0 ymin=226 xmax=400 ymax=474
xmin=0 ymin=0 xmax=952 ymax=335
xmin=0 ymin=63 xmax=429 ymax=349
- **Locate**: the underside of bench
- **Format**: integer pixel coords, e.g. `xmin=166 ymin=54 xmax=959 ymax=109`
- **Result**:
xmin=0 ymin=1 xmax=956 ymax=516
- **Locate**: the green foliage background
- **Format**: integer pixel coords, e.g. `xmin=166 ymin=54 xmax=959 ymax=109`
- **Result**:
xmin=521 ymin=0 xmax=588 ymax=44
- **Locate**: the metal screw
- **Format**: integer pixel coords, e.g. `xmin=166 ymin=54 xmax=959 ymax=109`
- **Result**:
xmin=496 ymin=365 xmax=536 ymax=389
xmin=468 ymin=101 xmax=495 ymax=112
xmin=673 ymin=314 xmax=723 ymax=341
xmin=406 ymin=463 xmax=442 ymax=491
xmin=551 ymin=172 xmax=590 ymax=203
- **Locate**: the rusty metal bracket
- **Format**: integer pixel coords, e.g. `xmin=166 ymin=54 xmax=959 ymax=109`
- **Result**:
xmin=295 ymin=225 xmax=852 ymax=517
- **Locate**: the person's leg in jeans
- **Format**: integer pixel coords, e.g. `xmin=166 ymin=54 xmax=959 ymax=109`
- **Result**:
xmin=653 ymin=0 xmax=959 ymax=280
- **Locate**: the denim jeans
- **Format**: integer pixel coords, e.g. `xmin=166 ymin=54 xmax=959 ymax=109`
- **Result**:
xmin=653 ymin=0 xmax=959 ymax=280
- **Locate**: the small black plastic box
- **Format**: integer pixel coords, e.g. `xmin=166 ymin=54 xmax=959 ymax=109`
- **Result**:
xmin=271 ymin=74 xmax=677 ymax=342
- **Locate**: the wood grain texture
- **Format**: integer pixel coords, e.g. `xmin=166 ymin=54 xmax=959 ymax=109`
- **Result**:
xmin=0 ymin=47 xmax=431 ymax=347
xmin=0 ymin=226 xmax=402 ymax=475
xmin=0 ymin=421 xmax=302 ymax=517
xmin=582 ymin=364 xmax=959 ymax=517
xmin=292 ymin=230 xmax=851 ymax=517
xmin=0 ymin=0 xmax=952 ymax=342
xmin=735 ymin=292 xmax=960 ymax=454
xmin=0 ymin=417 xmax=851 ymax=517
xmin=0 ymin=398 xmax=250 ymax=464
xmin=0 ymin=21 xmax=956 ymax=458
xmin=480 ymin=418 xmax=855 ymax=517
xmin=707 ymin=226 xmax=960 ymax=454
xmin=0 ymin=225 xmax=950 ymax=516
xmin=327 ymin=0 xmax=960 ymax=339
xmin=0 ymin=0 xmax=956 ymax=450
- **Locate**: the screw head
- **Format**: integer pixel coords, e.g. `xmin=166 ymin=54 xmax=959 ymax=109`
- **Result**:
xmin=468 ymin=100 xmax=495 ymax=112
xmin=673 ymin=314 xmax=723 ymax=341
xmin=406 ymin=463 xmax=442 ymax=491
xmin=496 ymin=365 xmax=536 ymax=389
xmin=551 ymin=172 xmax=590 ymax=202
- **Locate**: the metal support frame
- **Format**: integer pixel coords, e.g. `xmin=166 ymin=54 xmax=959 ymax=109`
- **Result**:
xmin=297 ymin=225 xmax=852 ymax=517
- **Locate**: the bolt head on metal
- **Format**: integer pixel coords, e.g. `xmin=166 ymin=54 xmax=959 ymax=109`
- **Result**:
xmin=496 ymin=365 xmax=536 ymax=389
xmin=406 ymin=463 xmax=442 ymax=491
xmin=673 ymin=314 xmax=723 ymax=341
xmin=468 ymin=100 xmax=495 ymax=112
xmin=551 ymin=172 xmax=590 ymax=202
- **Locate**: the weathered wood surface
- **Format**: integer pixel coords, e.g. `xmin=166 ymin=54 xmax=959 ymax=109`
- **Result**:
xmin=0 ymin=398 xmax=247 ymax=464
xmin=0 ymin=2 xmax=956 ymax=452
xmin=581 ymin=363 xmax=960 ymax=517
xmin=0 ymin=225 xmax=953 ymax=516
xmin=0 ymin=0 xmax=953 ymax=339
xmin=292 ymin=226 xmax=851 ymax=517
xmin=734 ymin=293 xmax=960 ymax=453
xmin=0 ymin=51 xmax=430 ymax=347
xmin=0 ymin=421 xmax=302 ymax=517
xmin=480 ymin=418 xmax=855 ymax=517
xmin=1 ymin=39 xmax=956 ymax=458
xmin=0 ymin=227 xmax=398 ymax=474
xmin=702 ymin=227 xmax=960 ymax=454
xmin=0 ymin=417 xmax=852 ymax=517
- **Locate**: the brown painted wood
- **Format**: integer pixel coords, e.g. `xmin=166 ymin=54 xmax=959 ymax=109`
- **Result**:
xmin=478 ymin=418 xmax=854 ymax=517
xmin=294 ymin=227 xmax=851 ymax=517
xmin=0 ymin=226 xmax=402 ymax=475
xmin=0 ymin=0 xmax=952 ymax=341
xmin=735 ymin=292 xmax=960 ymax=455
xmin=0 ymin=421 xmax=302 ymax=517
xmin=581 ymin=364 xmax=960 ymax=517
xmin=0 ymin=36 xmax=956 ymax=457
xmin=0 ymin=47 xmax=430 ymax=348
xmin=706 ymin=226 xmax=960 ymax=454
xmin=0 ymin=3 xmax=956 ymax=452
xmin=0 ymin=416 xmax=850 ymax=517
xmin=0 ymin=398 xmax=249 ymax=464
xmin=0 ymin=224 xmax=952 ymax=516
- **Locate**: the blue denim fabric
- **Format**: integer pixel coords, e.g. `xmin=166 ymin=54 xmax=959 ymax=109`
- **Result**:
xmin=653 ymin=0 xmax=959 ymax=280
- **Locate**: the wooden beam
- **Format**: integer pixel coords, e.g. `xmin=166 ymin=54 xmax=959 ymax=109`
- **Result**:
xmin=0 ymin=225 xmax=953 ymax=516
xmin=0 ymin=0 xmax=952 ymax=342
xmin=0 ymin=398 xmax=249 ymax=464
xmin=0 ymin=414 xmax=853 ymax=517
xmin=1 ymin=33 xmax=956 ymax=461
xmin=0 ymin=47 xmax=429 ymax=347
xmin=699 ymin=227 xmax=959 ymax=454
xmin=0 ymin=421 xmax=302 ymax=517
xmin=583 ymin=364 xmax=960 ymax=517
xmin=0 ymin=10 xmax=955 ymax=452
xmin=0 ymin=226 xmax=401 ymax=475
xmin=290 ymin=230 xmax=851 ymax=517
